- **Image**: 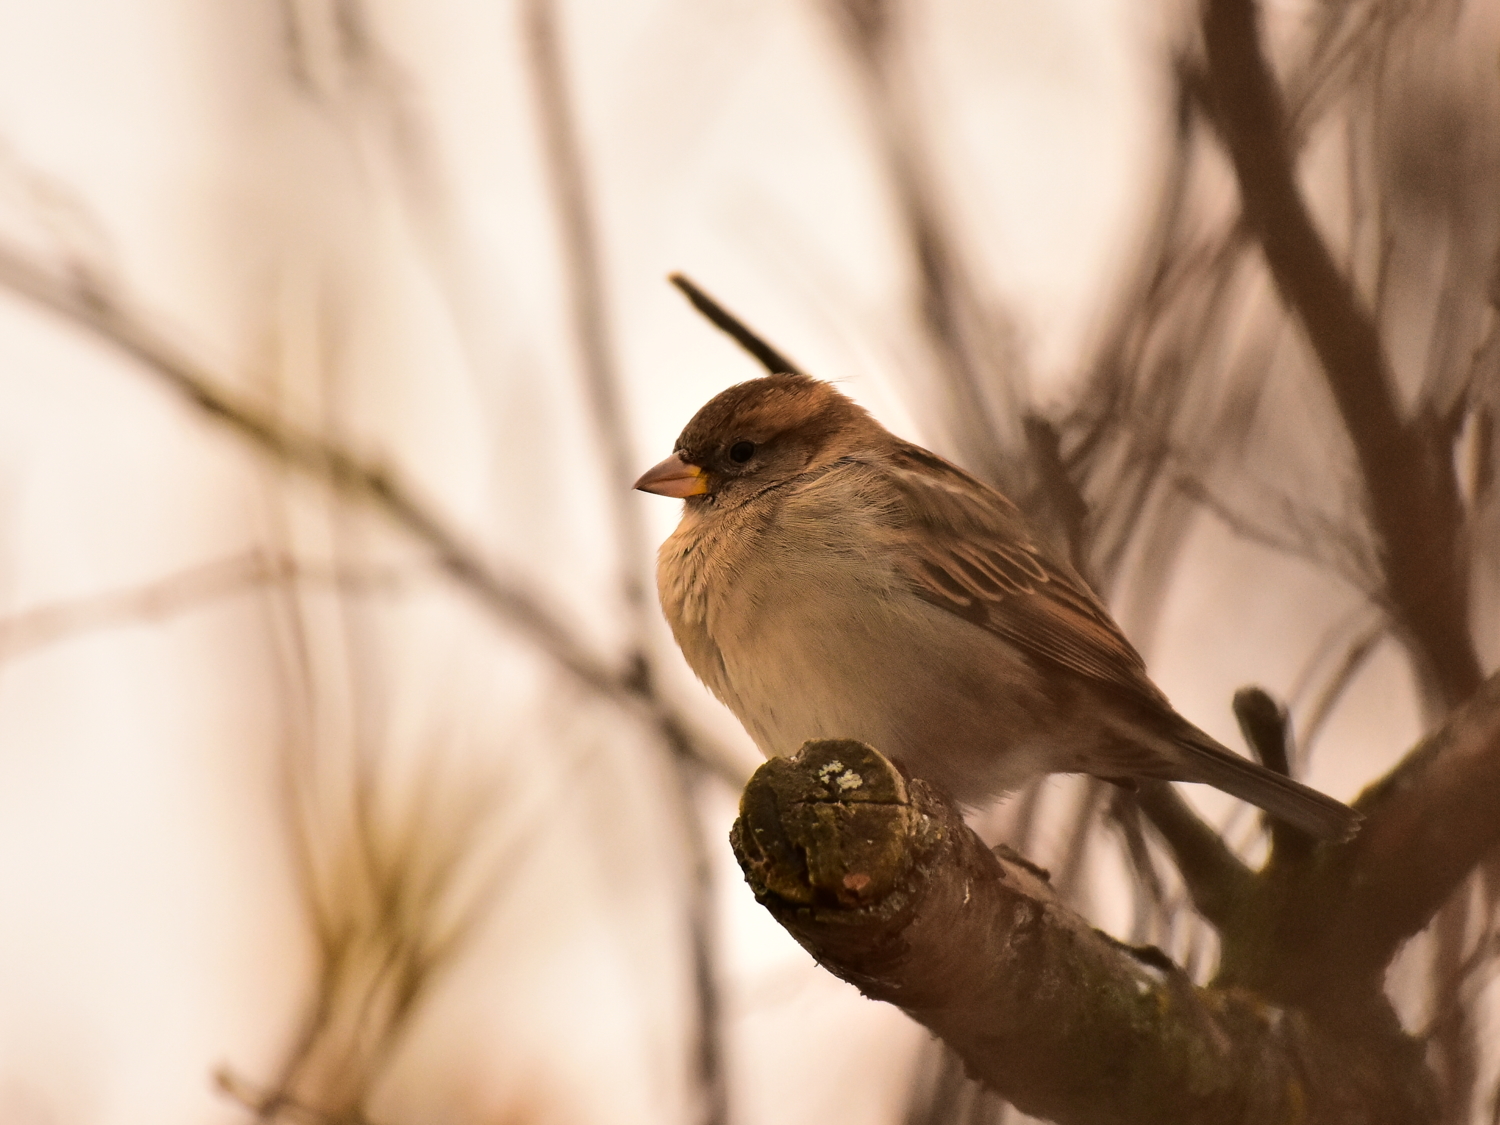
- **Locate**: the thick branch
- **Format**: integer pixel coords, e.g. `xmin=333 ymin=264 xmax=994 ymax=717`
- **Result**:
xmin=1328 ymin=670 xmax=1500 ymax=974
xmin=731 ymin=739 xmax=1433 ymax=1125
xmin=1201 ymin=0 xmax=1481 ymax=706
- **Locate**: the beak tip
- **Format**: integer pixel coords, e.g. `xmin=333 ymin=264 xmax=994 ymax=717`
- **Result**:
xmin=634 ymin=453 xmax=708 ymax=498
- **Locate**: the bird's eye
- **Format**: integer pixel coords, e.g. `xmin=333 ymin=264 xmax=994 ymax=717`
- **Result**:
xmin=729 ymin=440 xmax=756 ymax=463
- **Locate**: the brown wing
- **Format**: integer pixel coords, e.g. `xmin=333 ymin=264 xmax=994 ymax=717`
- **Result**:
xmin=879 ymin=442 xmax=1167 ymax=706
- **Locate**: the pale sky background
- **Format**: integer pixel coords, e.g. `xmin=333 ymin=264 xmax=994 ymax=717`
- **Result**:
xmin=0 ymin=3 xmax=1435 ymax=1125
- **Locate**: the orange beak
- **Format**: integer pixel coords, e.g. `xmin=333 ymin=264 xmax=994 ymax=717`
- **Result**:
xmin=633 ymin=452 xmax=708 ymax=498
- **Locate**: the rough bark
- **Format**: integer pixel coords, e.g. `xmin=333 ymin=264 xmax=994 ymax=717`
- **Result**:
xmin=730 ymin=739 xmax=1436 ymax=1125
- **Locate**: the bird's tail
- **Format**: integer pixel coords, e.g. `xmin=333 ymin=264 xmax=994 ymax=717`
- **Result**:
xmin=1167 ymin=726 xmax=1361 ymax=842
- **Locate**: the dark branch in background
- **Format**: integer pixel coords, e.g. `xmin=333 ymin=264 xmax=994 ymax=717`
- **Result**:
xmin=1231 ymin=687 xmax=1306 ymax=859
xmin=669 ymin=273 xmax=805 ymax=378
xmin=824 ymin=0 xmax=1031 ymax=503
xmin=1206 ymin=670 xmax=1500 ymax=1021
xmin=1200 ymin=0 xmax=1481 ymax=710
xmin=730 ymin=739 xmax=1435 ymax=1125
xmin=521 ymin=6 xmax=728 ymax=1124
xmin=1201 ymin=8 xmax=1494 ymax=1110
xmin=1132 ymin=781 xmax=1251 ymax=932
xmin=1309 ymin=671 xmax=1500 ymax=991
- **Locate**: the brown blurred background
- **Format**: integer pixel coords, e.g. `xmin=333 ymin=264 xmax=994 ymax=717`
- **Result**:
xmin=0 ymin=1 xmax=1494 ymax=1123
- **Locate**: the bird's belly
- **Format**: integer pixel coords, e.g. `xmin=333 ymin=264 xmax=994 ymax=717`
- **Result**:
xmin=711 ymin=571 xmax=1061 ymax=807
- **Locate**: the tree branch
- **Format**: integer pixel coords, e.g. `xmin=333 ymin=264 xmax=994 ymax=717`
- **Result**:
xmin=524 ymin=8 xmax=731 ymax=1119
xmin=668 ymin=273 xmax=805 ymax=378
xmin=730 ymin=739 xmax=1434 ymax=1125
xmin=0 ymin=549 xmax=403 ymax=663
xmin=1214 ymin=671 xmax=1500 ymax=1013
xmin=1200 ymin=0 xmax=1481 ymax=707
xmin=1330 ymin=670 xmax=1500 ymax=976
xmin=0 ymin=238 xmax=749 ymax=786
xmin=1133 ymin=780 xmax=1252 ymax=931
xmin=1232 ymin=686 xmax=1305 ymax=859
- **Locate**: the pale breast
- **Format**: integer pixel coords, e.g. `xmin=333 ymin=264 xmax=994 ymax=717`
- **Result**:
xmin=657 ymin=465 xmax=1075 ymax=807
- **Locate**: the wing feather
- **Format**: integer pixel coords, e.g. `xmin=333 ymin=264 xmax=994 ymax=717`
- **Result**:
xmin=879 ymin=443 xmax=1165 ymax=705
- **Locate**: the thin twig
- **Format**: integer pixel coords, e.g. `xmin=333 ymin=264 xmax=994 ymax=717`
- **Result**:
xmin=1107 ymin=789 xmax=1169 ymax=947
xmin=522 ymin=6 xmax=730 ymax=1123
xmin=1232 ymin=687 xmax=1304 ymax=859
xmin=669 ymin=273 xmax=805 ymax=377
xmin=0 ymin=549 xmax=402 ymax=662
xmin=523 ymin=0 xmax=650 ymax=630
xmin=1296 ymin=619 xmax=1386 ymax=757
xmin=0 ymin=237 xmax=748 ymax=786
xmin=825 ymin=0 xmax=1027 ymax=495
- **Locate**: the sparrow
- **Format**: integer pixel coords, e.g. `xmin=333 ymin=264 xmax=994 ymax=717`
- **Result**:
xmin=634 ymin=372 xmax=1359 ymax=841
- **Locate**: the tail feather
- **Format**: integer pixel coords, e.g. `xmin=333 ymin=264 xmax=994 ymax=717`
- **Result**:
xmin=1171 ymin=730 xmax=1361 ymax=842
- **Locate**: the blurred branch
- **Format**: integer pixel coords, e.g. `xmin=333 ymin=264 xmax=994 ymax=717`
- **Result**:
xmin=1171 ymin=469 xmax=1379 ymax=595
xmin=826 ymin=0 xmax=1028 ymax=496
xmin=522 ymin=0 xmax=651 ymax=629
xmin=522 ymin=7 xmax=730 ymax=1124
xmin=1200 ymin=0 xmax=1482 ymax=708
xmin=731 ymin=739 xmax=1434 ymax=1124
xmin=0 ymin=238 xmax=747 ymax=787
xmin=669 ymin=273 xmax=805 ymax=377
xmin=1231 ymin=687 xmax=1307 ymax=859
xmin=1327 ymin=670 xmax=1500 ymax=982
xmin=1213 ymin=671 xmax=1500 ymax=1015
xmin=240 ymin=556 xmax=534 ymax=1125
xmin=216 ymin=1068 xmax=383 ymax=1125
xmin=0 ymin=549 xmax=402 ymax=662
xmin=1133 ymin=781 xmax=1251 ymax=932
xmin=1288 ymin=607 xmax=1386 ymax=758
xmin=1105 ymin=789 xmax=1169 ymax=945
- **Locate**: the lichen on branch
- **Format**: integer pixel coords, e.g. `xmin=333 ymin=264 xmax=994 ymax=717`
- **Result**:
xmin=731 ymin=739 xmax=1433 ymax=1125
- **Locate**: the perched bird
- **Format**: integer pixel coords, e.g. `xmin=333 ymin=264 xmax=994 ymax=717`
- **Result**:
xmin=635 ymin=372 xmax=1359 ymax=840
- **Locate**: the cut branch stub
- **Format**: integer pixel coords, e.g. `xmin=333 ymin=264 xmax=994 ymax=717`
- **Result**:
xmin=730 ymin=739 xmax=1435 ymax=1125
xmin=732 ymin=739 xmax=924 ymax=910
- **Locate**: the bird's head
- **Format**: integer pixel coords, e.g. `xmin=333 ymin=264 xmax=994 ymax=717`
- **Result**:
xmin=634 ymin=373 xmax=881 ymax=508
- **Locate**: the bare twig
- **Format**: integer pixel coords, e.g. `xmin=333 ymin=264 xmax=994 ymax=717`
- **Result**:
xmin=1106 ymin=789 xmax=1169 ymax=947
xmin=1134 ymin=781 xmax=1253 ymax=932
xmin=0 ymin=240 xmax=608 ymax=689
xmin=0 ymin=237 xmax=747 ymax=785
xmin=1231 ymin=687 xmax=1305 ymax=859
xmin=669 ymin=273 xmax=805 ymax=378
xmin=0 ymin=549 xmax=402 ymax=662
xmin=1295 ymin=620 xmax=1386 ymax=757
xmin=522 ymin=6 xmax=730 ymax=1122
xmin=522 ymin=0 xmax=650 ymax=629
xmin=825 ymin=0 xmax=1028 ymax=496
xmin=1200 ymin=0 xmax=1482 ymax=708
xmin=1226 ymin=671 xmax=1500 ymax=1012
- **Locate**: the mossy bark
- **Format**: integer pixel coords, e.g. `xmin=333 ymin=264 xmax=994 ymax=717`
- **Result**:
xmin=731 ymin=739 xmax=1435 ymax=1125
